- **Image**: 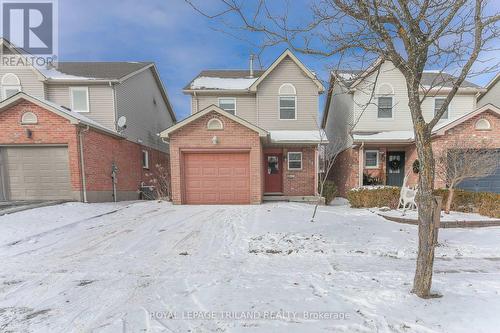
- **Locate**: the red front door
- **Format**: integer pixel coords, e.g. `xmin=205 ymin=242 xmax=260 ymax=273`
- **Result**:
xmin=264 ymin=154 xmax=283 ymax=193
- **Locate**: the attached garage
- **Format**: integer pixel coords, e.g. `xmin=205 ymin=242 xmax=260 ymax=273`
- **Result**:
xmin=458 ymin=149 xmax=500 ymax=193
xmin=183 ymin=152 xmax=250 ymax=204
xmin=0 ymin=146 xmax=73 ymax=201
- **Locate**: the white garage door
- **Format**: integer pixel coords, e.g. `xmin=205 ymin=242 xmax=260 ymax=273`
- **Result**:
xmin=3 ymin=146 xmax=73 ymax=200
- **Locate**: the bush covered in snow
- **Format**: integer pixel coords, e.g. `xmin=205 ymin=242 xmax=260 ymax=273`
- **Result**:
xmin=347 ymin=187 xmax=400 ymax=209
xmin=348 ymin=187 xmax=500 ymax=218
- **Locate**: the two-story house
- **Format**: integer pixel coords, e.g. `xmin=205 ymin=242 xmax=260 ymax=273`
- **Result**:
xmin=160 ymin=50 xmax=325 ymax=204
xmin=322 ymin=59 xmax=500 ymax=196
xmin=0 ymin=38 xmax=176 ymax=202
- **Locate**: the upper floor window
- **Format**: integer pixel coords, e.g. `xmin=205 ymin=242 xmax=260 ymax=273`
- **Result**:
xmin=70 ymin=87 xmax=90 ymax=112
xmin=377 ymin=97 xmax=393 ymax=119
xmin=218 ymin=98 xmax=236 ymax=115
xmin=1 ymin=73 xmax=22 ymax=100
xmin=377 ymin=83 xmax=394 ymax=119
xmin=279 ymin=83 xmax=297 ymax=120
xmin=434 ymin=98 xmax=449 ymax=120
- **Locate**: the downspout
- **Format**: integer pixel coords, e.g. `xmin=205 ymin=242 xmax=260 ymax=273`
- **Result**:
xmin=315 ymin=144 xmax=320 ymax=196
xmin=359 ymin=142 xmax=365 ymax=187
xmin=110 ymin=81 xmax=118 ymax=130
xmin=193 ymin=91 xmax=198 ymax=114
xmin=78 ymin=125 xmax=89 ymax=203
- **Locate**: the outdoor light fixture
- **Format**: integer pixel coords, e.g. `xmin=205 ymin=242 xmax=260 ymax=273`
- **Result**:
xmin=26 ymin=129 xmax=33 ymax=139
xmin=212 ymin=136 xmax=219 ymax=145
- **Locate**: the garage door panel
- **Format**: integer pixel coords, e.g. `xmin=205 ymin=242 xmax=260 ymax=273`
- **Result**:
xmin=184 ymin=152 xmax=250 ymax=204
xmin=458 ymin=149 xmax=500 ymax=193
xmin=4 ymin=147 xmax=72 ymax=200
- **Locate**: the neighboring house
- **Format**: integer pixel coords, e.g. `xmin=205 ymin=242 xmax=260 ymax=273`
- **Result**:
xmin=322 ymin=60 xmax=500 ymax=196
xmin=161 ymin=50 xmax=325 ymax=204
xmin=0 ymin=39 xmax=176 ymax=202
xmin=478 ymin=72 xmax=500 ymax=108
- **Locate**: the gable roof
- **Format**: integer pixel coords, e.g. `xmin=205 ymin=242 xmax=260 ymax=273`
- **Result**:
xmin=249 ymin=50 xmax=324 ymax=92
xmin=52 ymin=62 xmax=154 ymax=80
xmin=183 ymin=50 xmax=324 ymax=93
xmin=478 ymin=72 xmax=500 ymax=101
xmin=160 ymin=104 xmax=268 ymax=138
xmin=432 ymin=103 xmax=500 ymax=135
xmin=0 ymin=92 xmax=124 ymax=138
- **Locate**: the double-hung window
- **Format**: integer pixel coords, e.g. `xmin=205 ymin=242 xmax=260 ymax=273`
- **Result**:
xmin=365 ymin=150 xmax=379 ymax=168
xmin=377 ymin=97 xmax=393 ymax=119
xmin=279 ymin=96 xmax=296 ymax=120
xmin=434 ymin=98 xmax=449 ymax=120
xmin=288 ymin=152 xmax=302 ymax=170
xmin=218 ymin=98 xmax=236 ymax=115
xmin=70 ymin=87 xmax=90 ymax=112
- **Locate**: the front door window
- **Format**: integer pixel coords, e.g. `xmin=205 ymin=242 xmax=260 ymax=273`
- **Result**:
xmin=268 ymin=156 xmax=279 ymax=175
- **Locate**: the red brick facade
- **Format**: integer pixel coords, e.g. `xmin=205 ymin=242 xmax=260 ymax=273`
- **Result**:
xmin=332 ymin=109 xmax=500 ymax=197
xmin=0 ymin=100 xmax=168 ymax=202
xmin=168 ymin=111 xmax=318 ymax=204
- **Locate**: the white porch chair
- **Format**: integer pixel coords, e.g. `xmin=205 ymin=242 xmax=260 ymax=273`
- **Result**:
xmin=398 ymin=172 xmax=418 ymax=216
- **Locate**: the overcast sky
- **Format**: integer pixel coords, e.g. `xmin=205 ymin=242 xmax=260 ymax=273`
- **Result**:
xmin=58 ymin=0 xmax=498 ymax=121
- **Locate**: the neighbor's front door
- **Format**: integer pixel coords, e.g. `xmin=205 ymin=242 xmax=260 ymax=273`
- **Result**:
xmin=386 ymin=151 xmax=406 ymax=186
xmin=264 ymin=154 xmax=283 ymax=193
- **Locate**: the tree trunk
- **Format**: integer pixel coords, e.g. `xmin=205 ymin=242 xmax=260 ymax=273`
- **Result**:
xmin=445 ymin=187 xmax=454 ymax=214
xmin=412 ymin=123 xmax=439 ymax=298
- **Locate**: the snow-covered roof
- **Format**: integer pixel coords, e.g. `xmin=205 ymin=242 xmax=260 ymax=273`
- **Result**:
xmin=269 ymin=130 xmax=326 ymax=144
xmin=353 ymin=131 xmax=415 ymax=143
xmin=190 ymin=76 xmax=258 ymax=90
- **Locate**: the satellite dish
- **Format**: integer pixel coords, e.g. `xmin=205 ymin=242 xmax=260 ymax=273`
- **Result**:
xmin=117 ymin=116 xmax=127 ymax=131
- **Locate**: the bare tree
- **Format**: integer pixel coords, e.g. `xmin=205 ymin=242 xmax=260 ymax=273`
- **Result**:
xmin=185 ymin=0 xmax=500 ymax=298
xmin=311 ymin=127 xmax=351 ymax=222
xmin=435 ymin=143 xmax=497 ymax=213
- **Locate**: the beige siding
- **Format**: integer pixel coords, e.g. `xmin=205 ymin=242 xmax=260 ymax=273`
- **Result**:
xmin=325 ymin=82 xmax=354 ymax=147
xmin=257 ymin=57 xmax=319 ymax=130
xmin=46 ymin=84 xmax=116 ymax=129
xmin=0 ymin=66 xmax=45 ymax=98
xmin=115 ymin=68 xmax=174 ymax=152
xmin=353 ymin=62 xmax=477 ymax=132
xmin=478 ymin=80 xmax=500 ymax=108
xmin=191 ymin=94 xmax=257 ymax=124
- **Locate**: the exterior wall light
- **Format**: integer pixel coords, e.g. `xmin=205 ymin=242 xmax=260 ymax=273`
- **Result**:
xmin=212 ymin=136 xmax=219 ymax=145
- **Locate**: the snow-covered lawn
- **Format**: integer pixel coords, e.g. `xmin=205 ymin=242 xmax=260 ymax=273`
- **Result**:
xmin=1 ymin=201 xmax=499 ymax=333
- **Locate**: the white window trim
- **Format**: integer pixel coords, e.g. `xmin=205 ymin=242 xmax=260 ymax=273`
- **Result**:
xmin=376 ymin=96 xmax=394 ymax=120
xmin=434 ymin=97 xmax=450 ymax=120
xmin=70 ymin=87 xmax=90 ymax=113
xmin=2 ymin=85 xmax=21 ymax=100
xmin=279 ymin=83 xmax=297 ymax=95
xmin=142 ymin=150 xmax=149 ymax=169
xmin=287 ymin=152 xmax=303 ymax=171
xmin=364 ymin=150 xmax=379 ymax=169
xmin=218 ymin=97 xmax=237 ymax=115
xmin=279 ymin=95 xmax=297 ymax=120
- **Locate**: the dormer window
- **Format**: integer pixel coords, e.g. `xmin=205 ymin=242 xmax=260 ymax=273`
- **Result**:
xmin=1 ymin=73 xmax=22 ymax=100
xmin=70 ymin=87 xmax=90 ymax=112
xmin=279 ymin=83 xmax=297 ymax=120
xmin=218 ymin=98 xmax=236 ymax=115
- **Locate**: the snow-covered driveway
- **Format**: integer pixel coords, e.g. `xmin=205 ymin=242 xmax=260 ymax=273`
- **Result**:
xmin=0 ymin=201 xmax=499 ymax=333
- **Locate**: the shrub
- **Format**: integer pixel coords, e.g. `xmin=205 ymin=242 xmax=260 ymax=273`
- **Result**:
xmin=348 ymin=187 xmax=500 ymax=218
xmin=322 ymin=180 xmax=337 ymax=205
xmin=347 ymin=187 xmax=401 ymax=209
xmin=363 ymin=173 xmax=383 ymax=186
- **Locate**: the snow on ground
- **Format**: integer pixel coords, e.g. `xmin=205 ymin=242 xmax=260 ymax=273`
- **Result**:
xmin=1 ymin=201 xmax=499 ymax=333
xmin=372 ymin=208 xmax=499 ymax=222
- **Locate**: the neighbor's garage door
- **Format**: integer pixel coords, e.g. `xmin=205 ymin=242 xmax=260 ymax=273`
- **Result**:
xmin=183 ymin=153 xmax=250 ymax=204
xmin=5 ymin=146 xmax=73 ymax=200
xmin=458 ymin=149 xmax=500 ymax=193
